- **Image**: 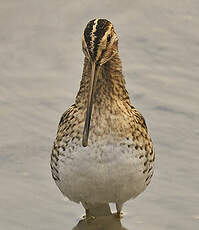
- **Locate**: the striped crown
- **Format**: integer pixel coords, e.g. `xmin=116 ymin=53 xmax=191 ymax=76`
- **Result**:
xmin=83 ymin=19 xmax=112 ymax=60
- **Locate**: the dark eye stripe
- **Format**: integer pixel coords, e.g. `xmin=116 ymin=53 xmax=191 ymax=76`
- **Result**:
xmin=107 ymin=34 xmax=111 ymax=42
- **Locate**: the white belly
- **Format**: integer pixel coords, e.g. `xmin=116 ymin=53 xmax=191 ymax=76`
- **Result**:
xmin=56 ymin=141 xmax=147 ymax=204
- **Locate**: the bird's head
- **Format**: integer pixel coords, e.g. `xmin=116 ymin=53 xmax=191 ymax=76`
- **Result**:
xmin=81 ymin=19 xmax=118 ymax=147
xmin=82 ymin=18 xmax=118 ymax=65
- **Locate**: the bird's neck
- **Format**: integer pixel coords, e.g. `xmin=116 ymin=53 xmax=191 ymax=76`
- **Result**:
xmin=75 ymin=53 xmax=131 ymax=109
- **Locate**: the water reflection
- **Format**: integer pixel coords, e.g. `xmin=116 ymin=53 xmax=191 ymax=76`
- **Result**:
xmin=73 ymin=214 xmax=128 ymax=230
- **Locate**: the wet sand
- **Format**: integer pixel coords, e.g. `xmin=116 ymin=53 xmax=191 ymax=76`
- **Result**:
xmin=0 ymin=0 xmax=199 ymax=229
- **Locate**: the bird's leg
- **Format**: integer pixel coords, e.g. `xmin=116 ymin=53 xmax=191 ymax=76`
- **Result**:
xmin=115 ymin=203 xmax=124 ymax=218
xmin=81 ymin=202 xmax=95 ymax=222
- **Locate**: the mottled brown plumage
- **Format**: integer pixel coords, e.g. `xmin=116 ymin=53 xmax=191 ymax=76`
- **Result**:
xmin=50 ymin=18 xmax=155 ymax=218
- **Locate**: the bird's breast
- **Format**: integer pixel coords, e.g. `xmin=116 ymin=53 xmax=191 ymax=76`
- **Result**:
xmin=55 ymin=138 xmax=150 ymax=203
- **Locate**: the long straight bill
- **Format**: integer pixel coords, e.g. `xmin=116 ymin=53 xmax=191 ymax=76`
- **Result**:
xmin=82 ymin=62 xmax=97 ymax=147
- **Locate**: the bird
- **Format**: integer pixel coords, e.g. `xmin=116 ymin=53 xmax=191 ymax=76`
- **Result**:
xmin=50 ymin=18 xmax=155 ymax=219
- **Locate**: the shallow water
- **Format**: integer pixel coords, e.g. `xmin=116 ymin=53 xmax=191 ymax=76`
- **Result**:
xmin=0 ymin=0 xmax=199 ymax=229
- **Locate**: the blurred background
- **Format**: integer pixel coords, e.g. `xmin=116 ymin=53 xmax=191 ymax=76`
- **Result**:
xmin=0 ymin=0 xmax=199 ymax=229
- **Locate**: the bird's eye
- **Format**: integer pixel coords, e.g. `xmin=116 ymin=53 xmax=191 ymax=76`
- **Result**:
xmin=107 ymin=34 xmax=111 ymax=42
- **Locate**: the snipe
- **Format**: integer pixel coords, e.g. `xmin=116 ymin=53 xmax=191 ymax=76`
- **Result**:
xmin=50 ymin=18 xmax=155 ymax=219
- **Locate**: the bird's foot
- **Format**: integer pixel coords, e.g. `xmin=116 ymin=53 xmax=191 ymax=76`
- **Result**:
xmin=82 ymin=214 xmax=96 ymax=223
xmin=114 ymin=211 xmax=124 ymax=219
